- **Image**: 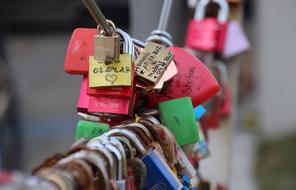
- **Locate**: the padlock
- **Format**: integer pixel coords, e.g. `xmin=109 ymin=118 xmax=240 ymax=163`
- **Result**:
xmin=191 ymin=126 xmax=210 ymax=161
xmin=138 ymin=118 xmax=178 ymax=165
xmin=89 ymin=54 xmax=133 ymax=88
xmin=75 ymin=120 xmax=109 ymax=140
xmin=57 ymin=149 xmax=110 ymax=190
xmin=57 ymin=159 xmax=95 ymax=190
xmin=88 ymin=95 xmax=135 ymax=116
xmin=185 ymin=0 xmax=229 ymax=52
xmin=64 ymin=28 xmax=96 ymax=75
xmin=201 ymin=95 xmax=222 ymax=129
xmin=87 ymin=82 xmax=133 ymax=98
xmin=94 ymin=21 xmax=120 ymax=62
xmin=127 ymin=158 xmax=147 ymax=190
xmin=87 ymin=141 xmax=117 ymax=180
xmin=134 ymin=42 xmax=174 ymax=86
xmin=175 ymin=144 xmax=196 ymax=179
xmin=194 ymin=105 xmax=207 ymax=120
xmin=36 ymin=168 xmax=78 ymax=190
xmin=147 ymin=46 xmax=220 ymax=108
xmin=222 ymin=20 xmax=250 ymax=59
xmin=135 ymin=45 xmax=178 ymax=90
xmin=221 ymin=84 xmax=232 ymax=117
xmin=201 ymin=61 xmax=229 ymax=128
xmin=142 ymin=149 xmax=183 ymax=190
xmin=78 ymin=76 xmax=135 ymax=119
xmin=158 ymin=97 xmax=199 ymax=146
xmin=77 ymin=77 xmax=90 ymax=113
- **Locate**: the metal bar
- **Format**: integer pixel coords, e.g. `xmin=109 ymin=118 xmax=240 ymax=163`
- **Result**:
xmin=82 ymin=0 xmax=113 ymax=36
xmin=158 ymin=0 xmax=174 ymax=31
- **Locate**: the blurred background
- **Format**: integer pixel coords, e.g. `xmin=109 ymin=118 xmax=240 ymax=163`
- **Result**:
xmin=0 ymin=0 xmax=295 ymax=190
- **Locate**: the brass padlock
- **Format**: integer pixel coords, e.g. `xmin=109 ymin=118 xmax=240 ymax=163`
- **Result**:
xmin=94 ymin=20 xmax=120 ymax=62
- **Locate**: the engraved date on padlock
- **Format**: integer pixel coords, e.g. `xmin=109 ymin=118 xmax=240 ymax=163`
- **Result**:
xmin=89 ymin=54 xmax=132 ymax=87
xmin=134 ymin=42 xmax=174 ymax=86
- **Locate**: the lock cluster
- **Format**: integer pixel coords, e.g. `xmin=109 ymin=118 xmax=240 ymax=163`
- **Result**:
xmin=0 ymin=0 xmax=250 ymax=189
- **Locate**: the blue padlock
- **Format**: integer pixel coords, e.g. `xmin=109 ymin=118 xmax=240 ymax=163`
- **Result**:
xmin=194 ymin=105 xmax=206 ymax=120
xmin=142 ymin=149 xmax=183 ymax=190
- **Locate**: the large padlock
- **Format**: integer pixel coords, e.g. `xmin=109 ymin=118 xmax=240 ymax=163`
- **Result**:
xmin=185 ymin=0 xmax=229 ymax=52
xmin=64 ymin=28 xmax=96 ymax=75
xmin=147 ymin=46 xmax=220 ymax=108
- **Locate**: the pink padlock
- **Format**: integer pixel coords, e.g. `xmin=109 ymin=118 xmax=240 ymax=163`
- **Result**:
xmin=222 ymin=21 xmax=250 ymax=59
xmin=185 ymin=0 xmax=229 ymax=52
xmin=77 ymin=77 xmax=90 ymax=113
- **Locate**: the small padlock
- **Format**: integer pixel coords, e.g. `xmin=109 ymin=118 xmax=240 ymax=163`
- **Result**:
xmin=75 ymin=120 xmax=109 ymax=140
xmin=87 ymin=84 xmax=133 ymax=98
xmin=134 ymin=42 xmax=174 ymax=86
xmin=221 ymin=84 xmax=232 ymax=117
xmin=142 ymin=149 xmax=183 ymax=190
xmin=77 ymin=77 xmax=90 ymax=113
xmin=201 ymin=95 xmax=222 ymax=129
xmin=175 ymin=144 xmax=196 ymax=179
xmin=147 ymin=46 xmax=220 ymax=108
xmin=94 ymin=21 xmax=120 ymax=63
xmin=64 ymin=28 xmax=96 ymax=75
xmin=88 ymin=95 xmax=133 ymax=116
xmin=191 ymin=126 xmax=210 ymax=161
xmin=222 ymin=20 xmax=250 ymax=59
xmin=158 ymin=97 xmax=199 ymax=145
xmin=185 ymin=0 xmax=229 ymax=52
xmin=89 ymin=54 xmax=133 ymax=88
xmin=194 ymin=105 xmax=207 ymax=120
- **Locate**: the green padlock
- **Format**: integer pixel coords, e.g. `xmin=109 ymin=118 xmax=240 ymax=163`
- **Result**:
xmin=75 ymin=120 xmax=109 ymax=140
xmin=158 ymin=97 xmax=199 ymax=145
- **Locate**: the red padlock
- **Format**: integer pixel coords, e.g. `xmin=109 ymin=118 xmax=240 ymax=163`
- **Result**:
xmin=87 ymin=81 xmax=133 ymax=98
xmin=200 ymin=95 xmax=222 ymax=129
xmin=221 ymin=84 xmax=232 ymax=117
xmin=64 ymin=28 xmax=96 ymax=75
xmin=185 ymin=0 xmax=229 ymax=52
xmin=201 ymin=61 xmax=230 ymax=129
xmin=147 ymin=47 xmax=220 ymax=108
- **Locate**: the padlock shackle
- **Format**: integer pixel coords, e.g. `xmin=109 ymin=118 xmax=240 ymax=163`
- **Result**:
xmin=82 ymin=0 xmax=113 ymax=36
xmin=194 ymin=0 xmax=229 ymax=23
xmin=158 ymin=0 xmax=174 ymax=31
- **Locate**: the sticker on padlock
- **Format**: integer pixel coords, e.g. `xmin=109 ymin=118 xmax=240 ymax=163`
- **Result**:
xmin=185 ymin=0 xmax=229 ymax=52
xmin=147 ymin=47 xmax=220 ymax=108
xmin=158 ymin=97 xmax=199 ymax=145
xmin=75 ymin=120 xmax=110 ymax=140
xmin=64 ymin=28 xmax=96 ymax=75
xmin=89 ymin=54 xmax=133 ymax=87
xmin=222 ymin=21 xmax=250 ymax=59
xmin=142 ymin=149 xmax=183 ymax=190
xmin=134 ymin=42 xmax=174 ymax=86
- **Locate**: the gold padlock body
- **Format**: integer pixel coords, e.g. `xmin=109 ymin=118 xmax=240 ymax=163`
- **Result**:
xmin=94 ymin=34 xmax=120 ymax=62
